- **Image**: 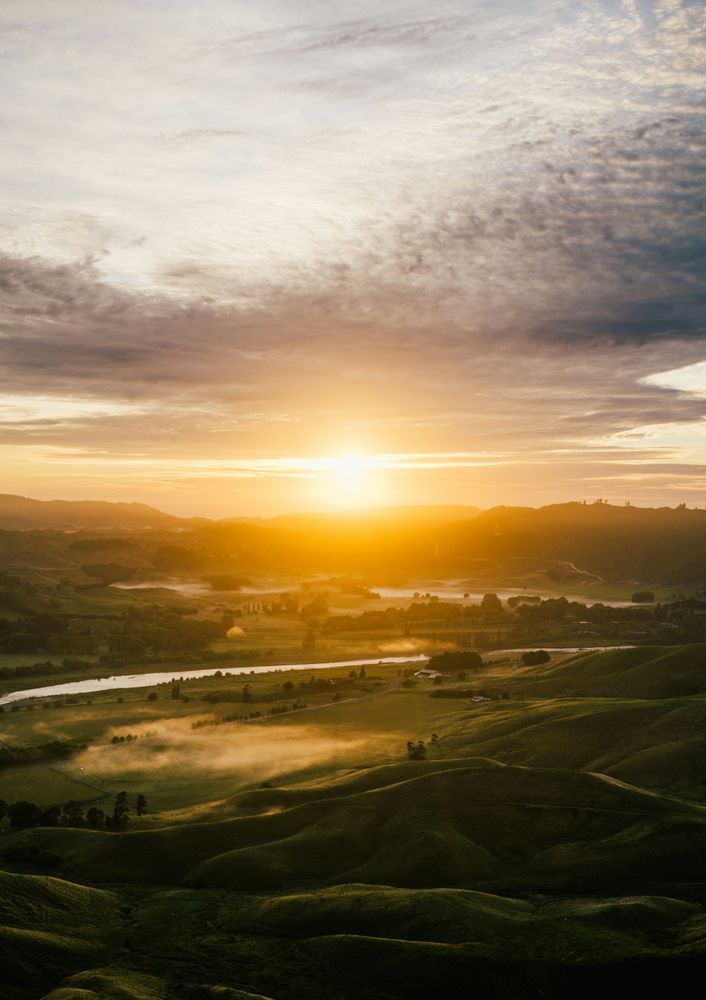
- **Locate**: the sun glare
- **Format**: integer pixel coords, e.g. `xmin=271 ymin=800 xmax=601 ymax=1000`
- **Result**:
xmin=321 ymin=452 xmax=374 ymax=507
xmin=330 ymin=452 xmax=370 ymax=480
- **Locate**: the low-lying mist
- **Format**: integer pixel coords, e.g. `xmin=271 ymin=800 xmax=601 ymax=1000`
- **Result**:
xmin=377 ymin=638 xmax=458 ymax=654
xmin=72 ymin=716 xmax=393 ymax=786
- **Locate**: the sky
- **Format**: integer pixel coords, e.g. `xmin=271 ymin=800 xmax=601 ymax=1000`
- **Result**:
xmin=1 ymin=0 xmax=705 ymax=517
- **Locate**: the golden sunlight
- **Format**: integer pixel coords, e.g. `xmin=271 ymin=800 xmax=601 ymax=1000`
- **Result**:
xmin=320 ymin=452 xmax=375 ymax=507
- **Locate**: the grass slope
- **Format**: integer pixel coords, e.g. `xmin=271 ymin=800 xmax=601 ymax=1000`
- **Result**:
xmin=512 ymin=644 xmax=706 ymax=699
xmin=0 ymin=871 xmax=119 ymax=1000
xmin=5 ymin=643 xmax=706 ymax=996
xmin=3 ymin=762 xmax=703 ymax=894
xmin=439 ymin=697 xmax=706 ymax=798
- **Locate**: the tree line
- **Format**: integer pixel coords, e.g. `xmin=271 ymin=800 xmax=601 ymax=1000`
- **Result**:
xmin=0 ymin=739 xmax=84 ymax=771
xmin=320 ymin=594 xmax=695 ymax=635
xmin=0 ymin=606 xmax=223 ymax=658
xmin=0 ymin=791 xmax=147 ymax=831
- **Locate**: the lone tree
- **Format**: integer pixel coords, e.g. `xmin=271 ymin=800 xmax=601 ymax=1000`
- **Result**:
xmin=41 ymin=805 xmax=61 ymax=827
xmin=632 ymin=591 xmax=655 ymax=604
xmin=481 ymin=592 xmax=503 ymax=615
xmin=136 ymin=793 xmax=147 ymax=817
xmin=406 ymin=740 xmax=427 ymax=761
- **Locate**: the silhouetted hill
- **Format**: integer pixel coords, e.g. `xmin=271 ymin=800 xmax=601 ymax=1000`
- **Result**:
xmin=194 ymin=505 xmax=482 ymax=576
xmin=267 ymin=505 xmax=480 ymax=531
xmin=2 ymin=497 xmax=706 ymax=585
xmin=435 ymin=502 xmax=706 ymax=585
xmin=0 ymin=494 xmax=206 ymax=531
xmin=197 ymin=501 xmax=706 ymax=583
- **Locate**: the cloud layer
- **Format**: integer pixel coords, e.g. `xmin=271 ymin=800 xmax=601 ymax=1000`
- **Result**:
xmin=1 ymin=1 xmax=705 ymax=513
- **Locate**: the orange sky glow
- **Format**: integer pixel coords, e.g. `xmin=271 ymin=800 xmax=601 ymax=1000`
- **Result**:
xmin=2 ymin=1 xmax=705 ymax=516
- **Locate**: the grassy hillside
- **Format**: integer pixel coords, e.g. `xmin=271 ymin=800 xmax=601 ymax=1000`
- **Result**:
xmin=0 ymin=871 xmax=119 ymax=1000
xmin=511 ymin=644 xmax=706 ymax=698
xmin=4 ymin=642 xmax=706 ymax=996
xmin=0 ymin=804 xmax=706 ymax=1000
xmin=437 ymin=697 xmax=706 ymax=797
xmin=4 ymin=762 xmax=703 ymax=894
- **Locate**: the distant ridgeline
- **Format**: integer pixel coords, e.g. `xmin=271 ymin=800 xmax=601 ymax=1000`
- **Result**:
xmin=2 ymin=497 xmax=706 ymax=584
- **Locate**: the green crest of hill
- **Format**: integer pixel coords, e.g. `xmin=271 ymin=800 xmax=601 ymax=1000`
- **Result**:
xmin=4 ymin=761 xmax=704 ymax=895
xmin=512 ymin=644 xmax=706 ymax=699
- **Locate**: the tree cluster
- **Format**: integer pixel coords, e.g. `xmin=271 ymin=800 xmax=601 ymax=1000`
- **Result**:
xmin=406 ymin=740 xmax=427 ymax=760
xmin=101 ymin=607 xmax=223 ymax=658
xmin=520 ymin=650 xmax=551 ymax=666
xmin=320 ymin=593 xmax=688 ymax=637
xmin=0 ymin=657 xmax=92 ymax=679
xmin=0 ymin=791 xmax=146 ymax=831
xmin=0 ymin=739 xmax=83 ymax=771
xmin=427 ymin=650 xmax=483 ymax=673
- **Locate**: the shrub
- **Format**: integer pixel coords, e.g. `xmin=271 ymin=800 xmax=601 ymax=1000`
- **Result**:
xmin=632 ymin=591 xmax=656 ymax=603
xmin=521 ymin=649 xmax=551 ymax=666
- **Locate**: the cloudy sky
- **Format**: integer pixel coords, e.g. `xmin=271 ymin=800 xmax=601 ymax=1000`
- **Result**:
xmin=1 ymin=0 xmax=705 ymax=515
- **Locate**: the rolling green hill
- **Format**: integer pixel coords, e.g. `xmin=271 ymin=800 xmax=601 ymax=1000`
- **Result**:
xmin=0 ymin=872 xmax=119 ymax=1000
xmin=2 ymin=769 xmax=706 ymax=998
xmin=3 ymin=869 xmax=704 ymax=999
xmin=438 ymin=697 xmax=706 ymax=798
xmin=5 ymin=642 xmax=706 ymax=996
xmin=512 ymin=644 xmax=706 ymax=698
xmin=4 ymin=762 xmax=703 ymax=894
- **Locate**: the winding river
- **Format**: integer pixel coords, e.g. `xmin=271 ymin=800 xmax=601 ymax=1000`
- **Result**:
xmin=0 ymin=646 xmax=631 ymax=708
xmin=0 ymin=654 xmax=429 ymax=707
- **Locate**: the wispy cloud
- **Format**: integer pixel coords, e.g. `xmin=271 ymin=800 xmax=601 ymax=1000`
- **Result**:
xmin=0 ymin=1 xmax=705 ymax=511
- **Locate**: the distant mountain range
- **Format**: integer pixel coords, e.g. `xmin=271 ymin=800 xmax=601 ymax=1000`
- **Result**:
xmin=0 ymin=494 xmax=206 ymax=531
xmin=1 ymin=495 xmax=706 ymax=586
xmin=434 ymin=502 xmax=706 ymax=586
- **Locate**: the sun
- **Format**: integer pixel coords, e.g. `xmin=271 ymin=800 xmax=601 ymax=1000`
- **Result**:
xmin=320 ymin=452 xmax=374 ymax=507
xmin=330 ymin=452 xmax=370 ymax=481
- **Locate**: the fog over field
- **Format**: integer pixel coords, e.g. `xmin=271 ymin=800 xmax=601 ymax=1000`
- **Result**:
xmin=77 ymin=719 xmax=382 ymax=782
